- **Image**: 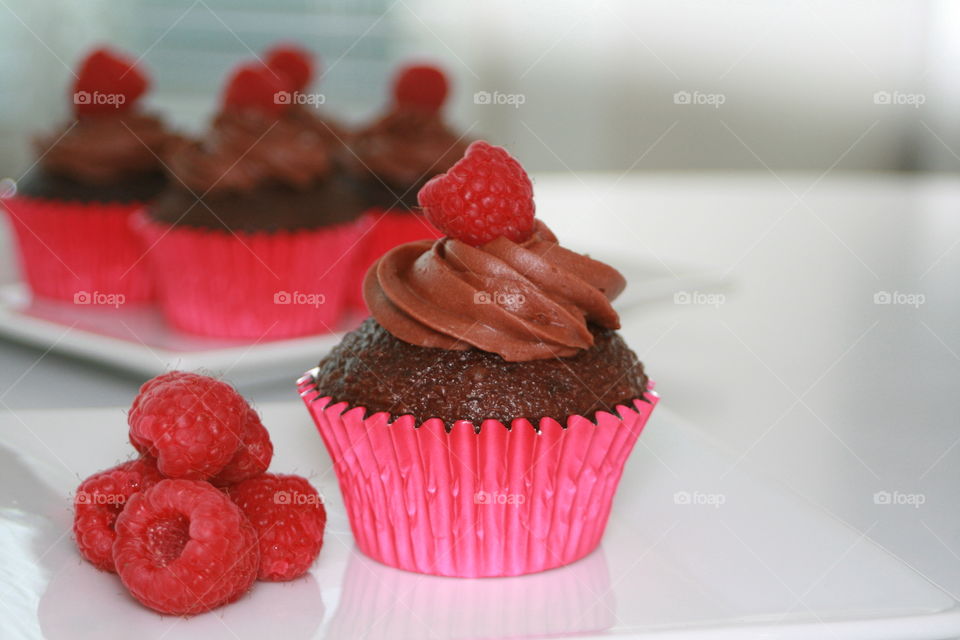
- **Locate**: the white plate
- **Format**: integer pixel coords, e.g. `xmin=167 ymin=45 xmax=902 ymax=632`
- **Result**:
xmin=0 ymin=284 xmax=347 ymax=385
xmin=0 ymin=257 xmax=725 ymax=383
xmin=1 ymin=403 xmax=957 ymax=640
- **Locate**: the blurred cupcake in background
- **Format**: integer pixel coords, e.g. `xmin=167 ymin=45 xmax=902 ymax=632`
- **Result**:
xmin=344 ymin=63 xmax=471 ymax=311
xmin=263 ymin=43 xmax=349 ymax=156
xmin=2 ymin=47 xmax=179 ymax=304
xmin=134 ymin=51 xmax=368 ymax=340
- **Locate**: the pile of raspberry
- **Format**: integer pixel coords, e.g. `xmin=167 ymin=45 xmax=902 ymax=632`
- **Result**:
xmin=72 ymin=371 xmax=326 ymax=616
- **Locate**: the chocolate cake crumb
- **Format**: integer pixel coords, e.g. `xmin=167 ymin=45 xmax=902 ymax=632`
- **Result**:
xmin=313 ymin=317 xmax=649 ymax=425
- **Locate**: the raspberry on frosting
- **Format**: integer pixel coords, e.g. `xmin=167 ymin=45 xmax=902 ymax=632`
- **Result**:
xmin=128 ymin=371 xmax=246 ymax=480
xmin=417 ymin=140 xmax=536 ymax=246
xmin=393 ymin=64 xmax=449 ymax=113
xmin=265 ymin=44 xmax=315 ymax=92
xmin=113 ymin=479 xmax=259 ymax=615
xmin=72 ymin=47 xmax=148 ymax=116
xmin=223 ymin=61 xmax=290 ymax=118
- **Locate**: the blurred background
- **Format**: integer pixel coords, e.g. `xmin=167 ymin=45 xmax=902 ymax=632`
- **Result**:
xmin=1 ymin=0 xmax=959 ymax=175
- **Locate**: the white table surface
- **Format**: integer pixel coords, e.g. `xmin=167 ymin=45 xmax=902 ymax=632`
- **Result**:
xmin=4 ymin=402 xmax=960 ymax=639
xmin=1 ymin=171 xmax=959 ymax=626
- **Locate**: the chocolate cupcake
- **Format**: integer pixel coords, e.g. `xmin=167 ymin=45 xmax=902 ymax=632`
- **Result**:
xmin=299 ymin=141 xmax=658 ymax=577
xmin=135 ymin=52 xmax=368 ymax=339
xmin=344 ymin=63 xmax=471 ymax=311
xmin=2 ymin=47 xmax=178 ymax=303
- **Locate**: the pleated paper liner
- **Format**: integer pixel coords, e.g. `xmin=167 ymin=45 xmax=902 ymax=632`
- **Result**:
xmin=2 ymin=195 xmax=155 ymax=303
xmin=298 ymin=366 xmax=658 ymax=578
xmin=326 ymin=544 xmax=615 ymax=638
xmin=345 ymin=208 xmax=443 ymax=312
xmin=132 ymin=212 xmax=366 ymax=340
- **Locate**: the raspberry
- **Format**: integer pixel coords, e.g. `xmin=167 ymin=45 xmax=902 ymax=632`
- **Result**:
xmin=210 ymin=406 xmax=273 ymax=487
xmin=265 ymin=44 xmax=315 ymax=92
xmin=73 ymin=47 xmax=148 ymax=116
xmin=73 ymin=457 xmax=163 ymax=572
xmin=226 ymin=474 xmax=326 ymax=582
xmin=418 ymin=141 xmax=535 ymax=246
xmin=393 ymin=64 xmax=448 ymax=112
xmin=223 ymin=62 xmax=289 ymax=118
xmin=128 ymin=371 xmax=246 ymax=480
xmin=113 ymin=479 xmax=259 ymax=615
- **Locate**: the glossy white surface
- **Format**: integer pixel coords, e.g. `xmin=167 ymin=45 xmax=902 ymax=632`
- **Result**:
xmin=0 ymin=403 xmax=958 ymax=639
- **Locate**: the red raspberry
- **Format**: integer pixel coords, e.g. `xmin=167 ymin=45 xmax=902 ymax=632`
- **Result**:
xmin=265 ymin=44 xmax=315 ymax=92
xmin=73 ymin=457 xmax=163 ymax=572
xmin=226 ymin=474 xmax=326 ymax=582
xmin=113 ymin=479 xmax=259 ymax=615
xmin=393 ymin=63 xmax=448 ymax=112
xmin=128 ymin=371 xmax=246 ymax=480
xmin=73 ymin=47 xmax=148 ymax=116
xmin=418 ymin=141 xmax=535 ymax=246
xmin=223 ymin=61 xmax=289 ymax=118
xmin=210 ymin=406 xmax=273 ymax=487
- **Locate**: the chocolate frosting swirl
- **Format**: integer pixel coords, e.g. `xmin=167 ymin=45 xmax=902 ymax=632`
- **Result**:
xmin=35 ymin=112 xmax=176 ymax=185
xmin=167 ymin=108 xmax=333 ymax=194
xmin=364 ymin=221 xmax=625 ymax=361
xmin=349 ymin=108 xmax=468 ymax=189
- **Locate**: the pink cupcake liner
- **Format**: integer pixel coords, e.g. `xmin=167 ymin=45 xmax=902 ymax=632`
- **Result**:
xmin=2 ymin=195 xmax=154 ymax=303
xmin=132 ymin=212 xmax=366 ymax=339
xmin=346 ymin=208 xmax=443 ymax=312
xmin=298 ymin=366 xmax=658 ymax=578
